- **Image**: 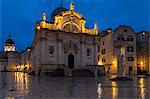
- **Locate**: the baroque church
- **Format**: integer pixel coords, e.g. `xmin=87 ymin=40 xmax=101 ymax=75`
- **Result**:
xmin=1 ymin=2 xmax=149 ymax=76
xmin=31 ymin=2 xmax=101 ymax=76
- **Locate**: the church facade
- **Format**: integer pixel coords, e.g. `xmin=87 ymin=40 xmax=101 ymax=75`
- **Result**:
xmin=31 ymin=2 xmax=100 ymax=76
xmin=1 ymin=2 xmax=149 ymax=76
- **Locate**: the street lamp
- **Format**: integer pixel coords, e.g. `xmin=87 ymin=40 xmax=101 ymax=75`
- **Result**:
xmin=140 ymin=61 xmax=143 ymax=72
xmin=142 ymin=32 xmax=145 ymax=36
xmin=141 ymin=62 xmax=143 ymax=65
xmin=141 ymin=32 xmax=145 ymax=73
xmin=112 ymin=61 xmax=115 ymax=65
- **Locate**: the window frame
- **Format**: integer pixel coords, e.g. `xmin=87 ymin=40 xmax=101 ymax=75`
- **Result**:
xmin=49 ymin=46 xmax=54 ymax=55
xmin=127 ymin=57 xmax=134 ymax=61
xmin=127 ymin=46 xmax=134 ymax=52
xmin=87 ymin=48 xmax=91 ymax=57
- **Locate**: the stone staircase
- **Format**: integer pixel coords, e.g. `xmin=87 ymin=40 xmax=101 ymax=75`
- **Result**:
xmin=37 ymin=64 xmax=105 ymax=77
xmin=39 ymin=64 xmax=72 ymax=76
xmin=57 ymin=64 xmax=72 ymax=77
xmin=86 ymin=65 xmax=105 ymax=77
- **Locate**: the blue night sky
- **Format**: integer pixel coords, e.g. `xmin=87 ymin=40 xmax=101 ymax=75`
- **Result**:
xmin=0 ymin=0 xmax=150 ymax=51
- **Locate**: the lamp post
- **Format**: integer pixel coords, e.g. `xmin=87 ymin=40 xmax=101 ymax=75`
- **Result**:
xmin=27 ymin=48 xmax=31 ymax=72
xmin=140 ymin=61 xmax=143 ymax=72
xmin=140 ymin=32 xmax=145 ymax=74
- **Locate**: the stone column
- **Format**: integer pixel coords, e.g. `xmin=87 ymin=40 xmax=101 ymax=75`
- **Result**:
xmin=93 ymin=37 xmax=97 ymax=65
xmin=58 ymin=39 xmax=62 ymax=64
xmin=41 ymin=32 xmax=47 ymax=64
xmin=35 ymin=32 xmax=42 ymax=75
xmin=56 ymin=33 xmax=63 ymax=65
xmin=35 ymin=42 xmax=38 ymax=75
xmin=80 ymin=35 xmax=85 ymax=69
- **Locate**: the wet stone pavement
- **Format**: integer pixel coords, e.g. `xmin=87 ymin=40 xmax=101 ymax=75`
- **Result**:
xmin=0 ymin=72 xmax=150 ymax=99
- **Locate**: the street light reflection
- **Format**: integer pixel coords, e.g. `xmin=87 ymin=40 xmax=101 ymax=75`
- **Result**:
xmin=97 ymin=83 xmax=102 ymax=99
xmin=139 ymin=78 xmax=145 ymax=99
xmin=14 ymin=72 xmax=29 ymax=95
xmin=111 ymin=81 xmax=118 ymax=99
xmin=7 ymin=96 xmax=14 ymax=99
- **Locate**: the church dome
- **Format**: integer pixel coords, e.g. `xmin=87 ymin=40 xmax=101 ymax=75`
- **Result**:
xmin=51 ymin=7 xmax=68 ymax=23
xmin=5 ymin=35 xmax=15 ymax=45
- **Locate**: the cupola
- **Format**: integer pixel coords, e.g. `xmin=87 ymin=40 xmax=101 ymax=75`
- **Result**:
xmin=4 ymin=35 xmax=16 ymax=52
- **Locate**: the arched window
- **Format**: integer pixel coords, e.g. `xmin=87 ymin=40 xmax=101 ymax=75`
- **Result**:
xmin=63 ymin=24 xmax=80 ymax=33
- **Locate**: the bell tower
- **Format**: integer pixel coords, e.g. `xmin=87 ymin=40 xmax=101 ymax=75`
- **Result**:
xmin=4 ymin=35 xmax=16 ymax=52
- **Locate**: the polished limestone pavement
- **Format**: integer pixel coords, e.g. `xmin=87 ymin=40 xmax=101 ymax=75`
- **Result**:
xmin=0 ymin=72 xmax=150 ymax=99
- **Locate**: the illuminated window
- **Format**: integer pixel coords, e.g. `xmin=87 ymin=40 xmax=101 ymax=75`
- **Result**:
xmin=102 ymin=58 xmax=105 ymax=63
xmin=4 ymin=45 xmax=15 ymax=52
xmin=49 ymin=46 xmax=54 ymax=54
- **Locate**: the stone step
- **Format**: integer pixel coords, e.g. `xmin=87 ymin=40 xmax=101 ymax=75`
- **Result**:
xmin=72 ymin=69 xmax=95 ymax=77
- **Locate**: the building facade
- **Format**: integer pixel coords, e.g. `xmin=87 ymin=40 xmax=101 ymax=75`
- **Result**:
xmin=31 ymin=2 xmax=100 ymax=76
xmin=16 ymin=47 xmax=31 ymax=72
xmin=0 ymin=35 xmax=20 ymax=71
xmin=0 ymin=52 xmax=8 ymax=71
xmin=99 ymin=26 xmax=137 ymax=75
xmin=0 ymin=2 xmax=149 ymax=76
xmin=136 ymin=31 xmax=150 ymax=74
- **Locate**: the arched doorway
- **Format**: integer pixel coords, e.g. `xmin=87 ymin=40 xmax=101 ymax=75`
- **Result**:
xmin=68 ymin=54 xmax=74 ymax=68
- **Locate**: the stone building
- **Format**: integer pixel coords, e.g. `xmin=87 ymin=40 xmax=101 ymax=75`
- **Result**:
xmin=0 ymin=52 xmax=8 ymax=71
xmin=0 ymin=35 xmax=31 ymax=72
xmin=17 ymin=47 xmax=31 ymax=72
xmin=31 ymin=2 xmax=100 ymax=76
xmin=0 ymin=35 xmax=20 ymax=71
xmin=0 ymin=2 xmax=149 ymax=77
xmin=99 ymin=26 xmax=137 ymax=75
xmin=136 ymin=31 xmax=150 ymax=74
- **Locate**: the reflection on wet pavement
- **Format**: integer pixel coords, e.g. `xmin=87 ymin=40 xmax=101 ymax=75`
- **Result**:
xmin=111 ymin=81 xmax=118 ymax=99
xmin=0 ymin=72 xmax=150 ymax=99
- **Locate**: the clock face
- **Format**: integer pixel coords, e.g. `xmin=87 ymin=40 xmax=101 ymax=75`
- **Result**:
xmin=63 ymin=24 xmax=80 ymax=33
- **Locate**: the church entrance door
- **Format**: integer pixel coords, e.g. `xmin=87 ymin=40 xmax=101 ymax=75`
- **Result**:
xmin=68 ymin=54 xmax=74 ymax=68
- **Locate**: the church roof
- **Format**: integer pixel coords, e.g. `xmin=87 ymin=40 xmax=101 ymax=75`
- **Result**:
xmin=5 ymin=35 xmax=15 ymax=45
xmin=50 ymin=7 xmax=68 ymax=23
